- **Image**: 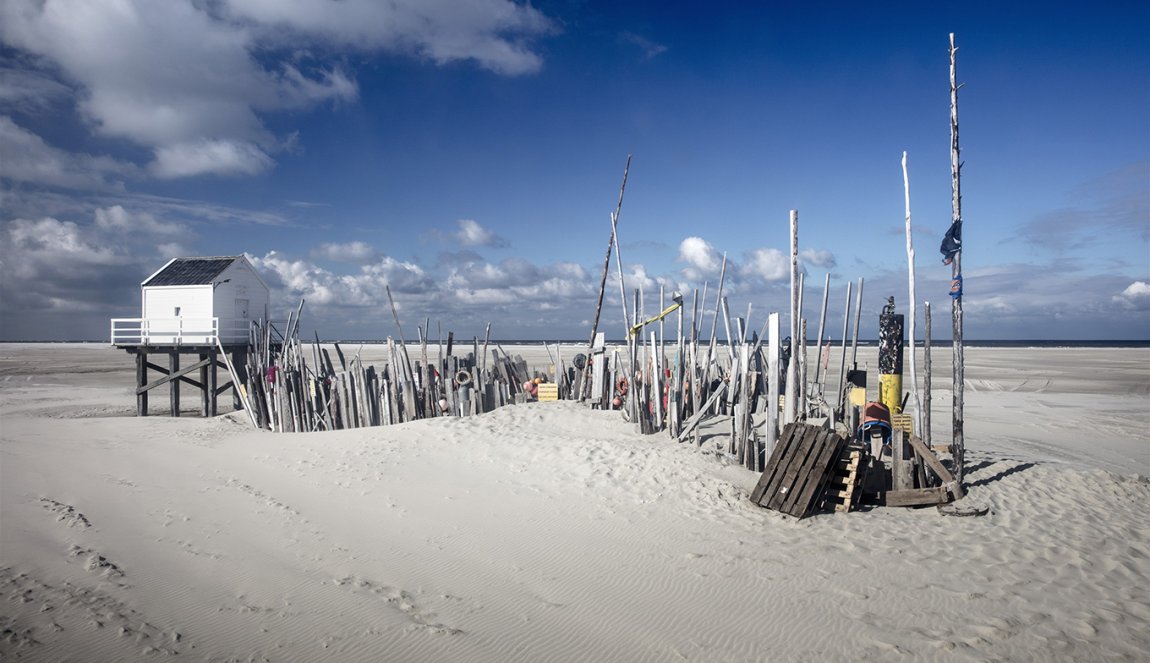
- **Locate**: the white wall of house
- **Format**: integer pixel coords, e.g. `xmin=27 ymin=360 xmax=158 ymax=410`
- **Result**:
xmin=142 ymin=285 xmax=214 ymax=342
xmin=211 ymin=258 xmax=269 ymax=341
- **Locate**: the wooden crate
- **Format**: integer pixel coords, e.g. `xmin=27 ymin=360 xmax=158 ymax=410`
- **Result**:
xmin=890 ymin=412 xmax=913 ymax=436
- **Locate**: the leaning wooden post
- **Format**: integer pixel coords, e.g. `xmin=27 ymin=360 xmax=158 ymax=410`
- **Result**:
xmin=796 ymin=272 xmax=806 ymax=418
xmin=902 ymin=151 xmax=923 ymax=437
xmin=701 ymin=253 xmax=728 ymax=400
xmin=949 ymin=33 xmax=966 ymax=485
xmin=835 ymin=280 xmax=852 ymax=417
xmin=582 ymin=155 xmax=632 ymax=401
xmin=850 ymin=277 xmax=864 ymax=370
xmin=785 ymin=210 xmax=799 ymax=424
xmin=813 ymin=273 xmax=830 ymax=389
xmin=798 ymin=316 xmax=807 ymax=420
xmin=923 ymin=301 xmax=932 ymax=449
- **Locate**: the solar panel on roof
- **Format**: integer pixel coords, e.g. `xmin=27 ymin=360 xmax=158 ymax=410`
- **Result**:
xmin=144 ymin=257 xmax=238 ymax=287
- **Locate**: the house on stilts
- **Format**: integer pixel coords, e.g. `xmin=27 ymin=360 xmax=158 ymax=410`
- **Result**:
xmin=111 ymin=255 xmax=269 ymax=417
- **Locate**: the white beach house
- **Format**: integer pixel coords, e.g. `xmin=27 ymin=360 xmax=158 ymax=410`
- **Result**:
xmin=111 ymin=255 xmax=269 ymax=346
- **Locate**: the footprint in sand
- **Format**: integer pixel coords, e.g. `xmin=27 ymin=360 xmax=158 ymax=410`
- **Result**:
xmin=330 ymin=576 xmax=463 ymax=636
xmin=40 ymin=498 xmax=92 ymax=528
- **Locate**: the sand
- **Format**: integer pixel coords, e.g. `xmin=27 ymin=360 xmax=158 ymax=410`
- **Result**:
xmin=1 ymin=342 xmax=1148 ymax=661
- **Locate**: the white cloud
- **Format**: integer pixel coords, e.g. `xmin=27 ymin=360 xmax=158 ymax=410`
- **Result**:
xmin=0 ymin=206 xmax=195 ymax=316
xmin=0 ymin=0 xmax=555 ymax=182
xmin=743 ymin=248 xmax=788 ymax=281
xmin=799 ymin=248 xmax=836 ymax=269
xmin=1114 ymin=281 xmax=1150 ymax=310
xmin=0 ymin=115 xmax=135 ymax=188
xmin=0 ymin=0 xmax=356 ymax=179
xmin=151 ymin=139 xmax=275 ymax=178
xmin=455 ymin=219 xmax=509 ymax=248
xmin=620 ymin=32 xmax=668 ymax=60
xmin=94 ymin=204 xmax=187 ymax=238
xmin=250 ymin=251 xmax=434 ymax=308
xmin=311 ymin=241 xmax=378 ymax=264
xmin=224 ymin=0 xmax=556 ymax=76
xmin=0 ymin=66 xmax=71 ymax=112
xmin=677 ymin=236 xmax=724 ymax=280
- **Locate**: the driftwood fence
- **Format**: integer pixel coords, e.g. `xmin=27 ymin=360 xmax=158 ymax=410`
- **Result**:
xmin=225 ymin=306 xmax=562 ymax=433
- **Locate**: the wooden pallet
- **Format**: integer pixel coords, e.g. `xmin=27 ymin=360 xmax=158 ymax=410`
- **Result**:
xmin=750 ymin=422 xmax=846 ymax=519
xmin=823 ymin=448 xmax=866 ymax=512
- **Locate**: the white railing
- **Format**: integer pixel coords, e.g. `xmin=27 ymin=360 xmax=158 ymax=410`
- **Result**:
xmin=110 ymin=317 xmax=254 ymax=346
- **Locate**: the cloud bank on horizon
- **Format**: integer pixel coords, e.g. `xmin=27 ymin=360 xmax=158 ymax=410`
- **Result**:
xmin=1 ymin=0 xmax=1147 ymax=341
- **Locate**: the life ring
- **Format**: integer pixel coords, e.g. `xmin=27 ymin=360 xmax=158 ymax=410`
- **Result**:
xmin=456 ymin=370 xmax=472 ymax=385
xmin=616 ymin=376 xmax=629 ymax=396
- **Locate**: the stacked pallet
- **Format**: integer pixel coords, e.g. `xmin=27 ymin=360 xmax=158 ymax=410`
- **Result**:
xmin=822 ymin=447 xmax=867 ymax=513
xmin=749 ymin=422 xmax=847 ymax=519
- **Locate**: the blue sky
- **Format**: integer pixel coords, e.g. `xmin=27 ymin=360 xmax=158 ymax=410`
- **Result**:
xmin=1 ymin=0 xmax=1147 ymax=342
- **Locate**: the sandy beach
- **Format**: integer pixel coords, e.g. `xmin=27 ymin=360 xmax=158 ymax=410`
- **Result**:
xmin=1 ymin=342 xmax=1148 ymax=661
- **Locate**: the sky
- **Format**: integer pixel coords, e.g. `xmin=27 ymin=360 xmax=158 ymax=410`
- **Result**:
xmin=1 ymin=0 xmax=1148 ymax=342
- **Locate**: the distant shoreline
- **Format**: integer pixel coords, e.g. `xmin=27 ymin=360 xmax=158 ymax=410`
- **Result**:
xmin=4 ymin=339 xmax=1149 ymax=348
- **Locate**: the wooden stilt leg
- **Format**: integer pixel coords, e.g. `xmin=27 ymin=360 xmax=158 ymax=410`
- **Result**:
xmin=208 ymin=348 xmax=218 ymax=417
xmin=137 ymin=351 xmax=148 ymax=417
xmin=200 ymin=353 xmax=210 ymax=417
xmin=170 ymin=352 xmax=180 ymax=417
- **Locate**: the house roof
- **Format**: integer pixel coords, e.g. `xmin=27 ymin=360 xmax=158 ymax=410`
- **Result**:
xmin=143 ymin=256 xmax=240 ymax=287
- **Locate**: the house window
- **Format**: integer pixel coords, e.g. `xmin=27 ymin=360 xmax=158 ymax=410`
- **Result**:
xmin=174 ymin=307 xmax=181 ymax=316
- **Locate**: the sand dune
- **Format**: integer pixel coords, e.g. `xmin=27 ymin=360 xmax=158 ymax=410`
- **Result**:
xmin=1 ymin=343 xmax=1148 ymax=661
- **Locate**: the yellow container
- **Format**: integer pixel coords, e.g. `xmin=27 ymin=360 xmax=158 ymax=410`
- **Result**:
xmin=879 ymin=373 xmax=902 ymax=414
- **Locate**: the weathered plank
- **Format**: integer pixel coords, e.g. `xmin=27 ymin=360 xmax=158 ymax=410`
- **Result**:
xmin=885 ymin=485 xmax=950 ymax=508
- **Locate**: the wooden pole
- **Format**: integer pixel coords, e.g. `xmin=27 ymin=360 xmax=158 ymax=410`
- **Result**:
xmin=702 ymin=254 xmax=728 ymax=397
xmin=765 ymin=311 xmax=780 ymax=460
xmin=813 ymin=273 xmax=830 ymax=388
xmin=797 ymin=272 xmax=806 ymax=418
xmin=903 ymin=151 xmax=923 ymax=437
xmin=850 ymin=277 xmax=864 ymax=371
xmin=950 ymin=33 xmax=966 ymax=485
xmin=582 ymin=155 xmax=632 ymax=401
xmin=924 ymin=301 xmax=932 ymax=449
xmin=786 ymin=210 xmax=799 ymax=424
xmin=720 ymin=296 xmax=735 ymax=366
xmin=836 ymin=280 xmax=852 ymax=417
